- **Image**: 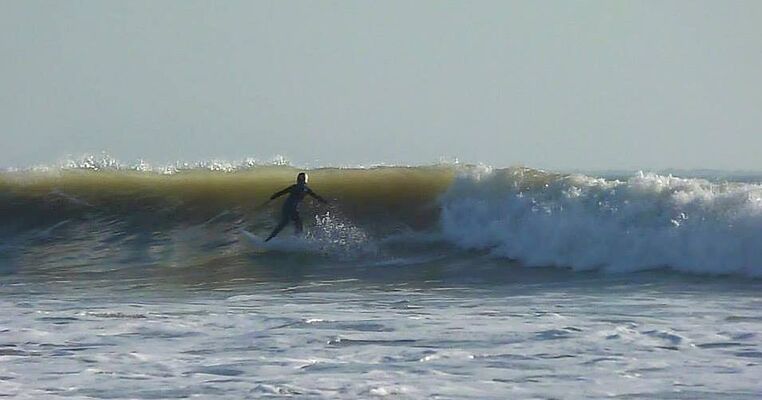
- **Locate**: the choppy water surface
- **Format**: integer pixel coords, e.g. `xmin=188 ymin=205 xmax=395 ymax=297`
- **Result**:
xmin=1 ymin=265 xmax=761 ymax=399
xmin=1 ymin=164 xmax=761 ymax=398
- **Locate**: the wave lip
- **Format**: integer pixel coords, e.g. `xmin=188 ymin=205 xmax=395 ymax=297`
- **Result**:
xmin=440 ymin=167 xmax=762 ymax=277
xmin=3 ymin=162 xmax=762 ymax=279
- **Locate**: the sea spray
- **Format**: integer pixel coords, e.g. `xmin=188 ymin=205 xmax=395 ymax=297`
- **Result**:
xmin=440 ymin=168 xmax=762 ymax=276
xmin=2 ymin=163 xmax=762 ymax=277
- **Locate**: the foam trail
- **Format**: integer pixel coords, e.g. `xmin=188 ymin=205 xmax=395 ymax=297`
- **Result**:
xmin=440 ymin=167 xmax=762 ymax=276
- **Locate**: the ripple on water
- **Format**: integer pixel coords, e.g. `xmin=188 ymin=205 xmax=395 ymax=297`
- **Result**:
xmin=36 ymin=316 xmax=79 ymax=324
xmin=88 ymin=312 xmax=147 ymax=319
xmin=696 ymin=342 xmax=746 ymax=349
xmin=725 ymin=315 xmax=762 ymax=322
xmin=642 ymin=329 xmax=684 ymax=345
xmin=187 ymin=365 xmax=245 ymax=377
xmin=300 ymin=319 xmax=394 ymax=332
xmin=326 ymin=337 xmax=417 ymax=346
xmin=0 ymin=348 xmax=39 ymax=356
xmin=534 ymin=353 xmax=577 ymax=359
xmin=734 ymin=350 xmax=762 ymax=359
xmin=535 ymin=329 xmax=575 ymax=340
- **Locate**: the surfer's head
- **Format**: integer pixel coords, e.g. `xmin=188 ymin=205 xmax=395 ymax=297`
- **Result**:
xmin=297 ymin=172 xmax=308 ymax=184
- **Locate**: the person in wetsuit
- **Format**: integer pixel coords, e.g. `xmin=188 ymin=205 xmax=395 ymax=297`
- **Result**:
xmin=265 ymin=172 xmax=328 ymax=241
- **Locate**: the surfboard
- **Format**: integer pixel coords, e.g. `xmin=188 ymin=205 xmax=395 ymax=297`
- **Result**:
xmin=240 ymin=229 xmax=269 ymax=252
xmin=240 ymin=229 xmax=316 ymax=253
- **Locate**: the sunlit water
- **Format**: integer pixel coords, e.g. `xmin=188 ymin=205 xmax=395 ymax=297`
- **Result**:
xmin=2 ymin=259 xmax=760 ymax=399
xmin=2 ymin=165 xmax=762 ymax=398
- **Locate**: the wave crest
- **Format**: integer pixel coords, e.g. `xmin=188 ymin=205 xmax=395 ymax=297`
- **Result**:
xmin=3 ymin=163 xmax=762 ymax=277
xmin=440 ymin=168 xmax=762 ymax=276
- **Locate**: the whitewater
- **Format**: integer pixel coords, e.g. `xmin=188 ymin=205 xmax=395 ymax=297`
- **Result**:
xmin=1 ymin=159 xmax=761 ymax=399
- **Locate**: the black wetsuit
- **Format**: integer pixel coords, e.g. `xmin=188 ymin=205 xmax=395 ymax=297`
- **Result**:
xmin=265 ymin=183 xmax=327 ymax=241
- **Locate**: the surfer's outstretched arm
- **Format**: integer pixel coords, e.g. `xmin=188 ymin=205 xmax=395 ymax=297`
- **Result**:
xmin=269 ymin=185 xmax=294 ymax=200
xmin=308 ymin=189 xmax=328 ymax=204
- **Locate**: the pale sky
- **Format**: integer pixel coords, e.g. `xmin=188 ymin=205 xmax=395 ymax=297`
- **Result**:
xmin=1 ymin=0 xmax=761 ymax=170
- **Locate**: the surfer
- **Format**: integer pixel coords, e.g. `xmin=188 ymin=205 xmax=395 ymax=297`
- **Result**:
xmin=264 ymin=172 xmax=328 ymax=241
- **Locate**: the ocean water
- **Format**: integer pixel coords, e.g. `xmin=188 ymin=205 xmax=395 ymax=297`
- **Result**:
xmin=1 ymin=160 xmax=761 ymax=399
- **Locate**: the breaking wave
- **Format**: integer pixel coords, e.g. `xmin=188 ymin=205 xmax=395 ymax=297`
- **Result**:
xmin=441 ymin=166 xmax=762 ymax=276
xmin=2 ymin=160 xmax=762 ymax=278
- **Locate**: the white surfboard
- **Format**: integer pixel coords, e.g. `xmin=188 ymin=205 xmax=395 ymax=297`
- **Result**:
xmin=240 ymin=229 xmax=316 ymax=253
xmin=240 ymin=229 xmax=269 ymax=252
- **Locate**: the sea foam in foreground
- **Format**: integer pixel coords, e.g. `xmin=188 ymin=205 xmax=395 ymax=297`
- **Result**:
xmin=1 ymin=160 xmax=760 ymax=398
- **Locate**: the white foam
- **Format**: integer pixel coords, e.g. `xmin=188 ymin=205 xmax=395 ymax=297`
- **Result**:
xmin=440 ymin=169 xmax=762 ymax=276
xmin=2 ymin=280 xmax=760 ymax=399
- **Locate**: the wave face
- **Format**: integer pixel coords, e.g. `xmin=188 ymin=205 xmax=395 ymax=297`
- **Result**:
xmin=2 ymin=164 xmax=762 ymax=278
xmin=0 ymin=166 xmax=453 ymax=235
xmin=441 ymin=166 xmax=762 ymax=276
